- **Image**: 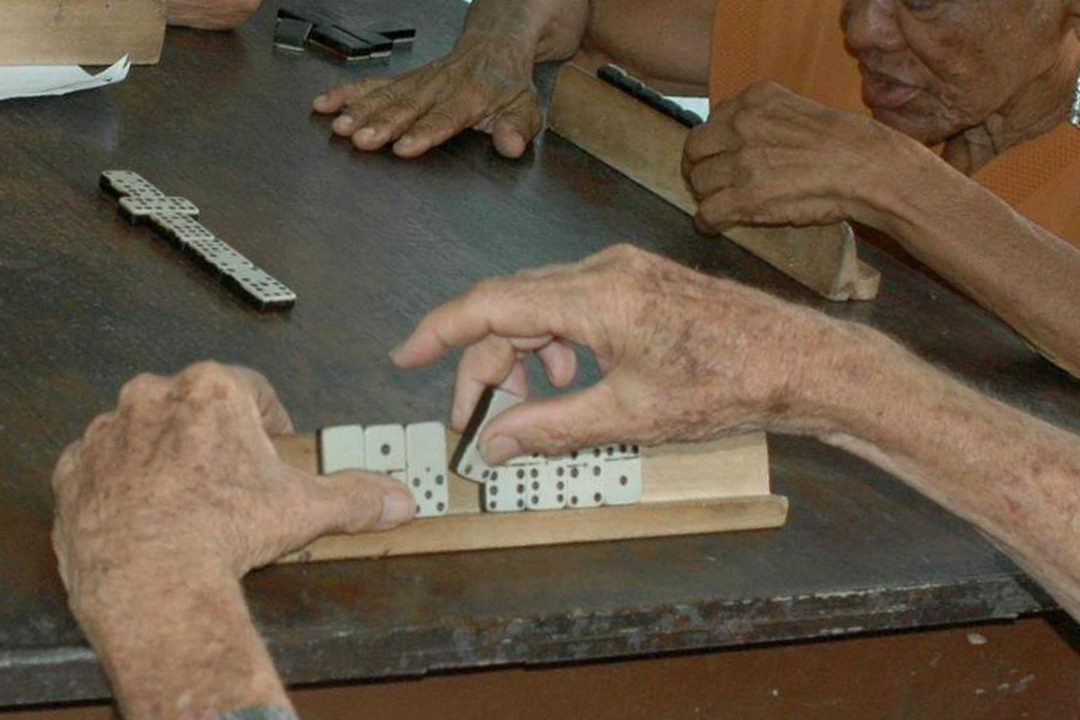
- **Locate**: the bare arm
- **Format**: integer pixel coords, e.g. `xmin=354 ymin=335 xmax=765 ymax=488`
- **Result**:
xmin=873 ymin=154 xmax=1080 ymax=376
xmin=392 ymin=245 xmax=1080 ymax=620
xmin=818 ymin=327 xmax=1080 ymax=619
xmin=574 ymin=0 xmax=716 ymax=95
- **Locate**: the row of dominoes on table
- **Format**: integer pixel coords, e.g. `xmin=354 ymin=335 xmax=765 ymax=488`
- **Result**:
xmin=99 ymin=171 xmax=297 ymax=310
xmin=319 ymin=389 xmax=643 ymax=518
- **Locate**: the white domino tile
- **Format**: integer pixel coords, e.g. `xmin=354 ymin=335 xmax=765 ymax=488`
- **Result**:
xmin=525 ymin=463 xmax=566 ymax=511
xmin=149 ymin=212 xmax=217 ymax=248
xmin=229 ymin=265 xmax=297 ymax=307
xmin=100 ymin=170 xmax=165 ymax=198
xmin=119 ymin=195 xmax=199 ymax=221
xmin=405 ymin=421 xmax=449 ymax=517
xmin=482 ymin=465 xmax=527 ymax=513
xmin=601 ymin=443 xmax=643 ymax=505
xmin=318 ymin=424 xmax=365 ymax=473
xmin=452 ymin=388 xmax=523 ymax=482
xmin=558 ymin=450 xmax=606 ymax=508
xmin=365 ymin=424 xmax=406 ymax=479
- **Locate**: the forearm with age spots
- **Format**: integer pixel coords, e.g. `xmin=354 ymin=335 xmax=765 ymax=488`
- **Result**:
xmin=874 ymin=148 xmax=1080 ymax=377
xmin=813 ymin=333 xmax=1080 ymax=620
xmin=73 ymin=559 xmax=289 ymax=720
xmin=461 ymin=0 xmax=590 ymax=62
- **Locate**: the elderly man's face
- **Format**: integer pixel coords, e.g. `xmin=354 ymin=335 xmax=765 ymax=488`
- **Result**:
xmin=842 ymin=0 xmax=1069 ymax=144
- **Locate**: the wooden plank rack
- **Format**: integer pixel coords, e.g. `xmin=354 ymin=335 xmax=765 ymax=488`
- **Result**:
xmin=547 ymin=63 xmax=880 ymax=302
xmin=274 ymin=430 xmax=786 ymax=562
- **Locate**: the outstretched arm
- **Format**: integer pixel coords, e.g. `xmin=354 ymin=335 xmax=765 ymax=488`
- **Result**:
xmin=392 ymin=245 xmax=1080 ymax=620
xmin=52 ymin=363 xmax=414 ymax=720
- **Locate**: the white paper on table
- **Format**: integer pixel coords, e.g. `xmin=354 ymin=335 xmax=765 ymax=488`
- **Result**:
xmin=0 ymin=55 xmax=130 ymax=102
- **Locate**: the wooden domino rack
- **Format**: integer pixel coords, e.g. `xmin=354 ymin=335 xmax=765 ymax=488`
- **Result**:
xmin=546 ymin=63 xmax=881 ymax=302
xmin=274 ymin=430 xmax=787 ymax=563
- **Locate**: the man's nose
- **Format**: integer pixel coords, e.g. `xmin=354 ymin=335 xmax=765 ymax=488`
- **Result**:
xmin=843 ymin=0 xmax=907 ymax=54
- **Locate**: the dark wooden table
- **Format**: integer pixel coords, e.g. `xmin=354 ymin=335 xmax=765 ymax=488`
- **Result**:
xmin=3 ymin=0 xmax=1078 ymax=707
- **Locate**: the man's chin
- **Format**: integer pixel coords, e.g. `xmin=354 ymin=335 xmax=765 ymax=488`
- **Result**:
xmin=869 ymin=106 xmax=951 ymax=147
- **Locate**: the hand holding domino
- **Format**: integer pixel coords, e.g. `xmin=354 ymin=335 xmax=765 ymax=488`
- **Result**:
xmin=391 ymin=245 xmax=851 ymax=462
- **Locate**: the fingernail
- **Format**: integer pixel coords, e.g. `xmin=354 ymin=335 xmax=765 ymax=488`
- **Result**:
xmin=481 ymin=435 xmax=522 ymax=465
xmin=380 ymin=486 xmax=413 ymax=525
xmin=332 ymin=115 xmax=355 ymax=132
xmin=356 ymin=127 xmax=377 ymax=142
xmin=397 ymin=135 xmax=417 ymax=149
xmin=313 ymin=94 xmax=328 ymax=106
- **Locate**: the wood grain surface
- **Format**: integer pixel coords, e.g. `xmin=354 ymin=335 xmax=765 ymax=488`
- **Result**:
xmin=0 ymin=0 xmax=165 ymax=66
xmin=1 ymin=0 xmax=1077 ymax=707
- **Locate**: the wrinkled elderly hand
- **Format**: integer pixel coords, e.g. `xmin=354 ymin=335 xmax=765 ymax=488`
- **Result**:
xmin=682 ymin=81 xmax=931 ymax=235
xmin=52 ymin=362 xmax=413 ymax=594
xmin=166 ymin=0 xmax=262 ymax=30
xmin=392 ymin=245 xmax=864 ymax=464
xmin=313 ymin=31 xmax=543 ymax=158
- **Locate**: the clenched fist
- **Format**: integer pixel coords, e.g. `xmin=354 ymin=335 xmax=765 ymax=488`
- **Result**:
xmin=52 ymin=362 xmax=413 ymax=597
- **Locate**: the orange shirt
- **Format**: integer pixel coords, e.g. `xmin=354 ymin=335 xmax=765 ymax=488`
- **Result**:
xmin=708 ymin=0 xmax=1080 ymax=244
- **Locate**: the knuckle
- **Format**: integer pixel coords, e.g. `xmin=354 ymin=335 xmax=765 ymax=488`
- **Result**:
xmin=381 ymin=95 xmax=423 ymax=121
xmin=84 ymin=410 xmax=118 ymax=438
xmin=118 ymin=372 xmax=167 ymax=404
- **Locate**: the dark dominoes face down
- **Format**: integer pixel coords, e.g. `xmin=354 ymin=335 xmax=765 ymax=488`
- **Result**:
xmin=275 ymin=8 xmax=414 ymax=62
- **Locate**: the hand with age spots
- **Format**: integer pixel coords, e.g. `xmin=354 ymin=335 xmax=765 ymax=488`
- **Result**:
xmin=313 ymin=32 xmax=542 ymax=159
xmin=312 ymin=0 xmax=592 ymax=158
xmin=394 ymin=245 xmax=1080 ymax=624
xmin=391 ymin=244 xmax=860 ymax=464
xmin=682 ymin=81 xmax=934 ymax=236
xmin=51 ymin=362 xmax=413 ymax=720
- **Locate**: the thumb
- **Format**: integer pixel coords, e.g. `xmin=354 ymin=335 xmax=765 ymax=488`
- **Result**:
xmin=478 ymin=384 xmax=623 ymax=464
xmin=289 ymin=466 xmax=415 ymax=539
xmin=491 ymin=91 xmax=542 ymax=159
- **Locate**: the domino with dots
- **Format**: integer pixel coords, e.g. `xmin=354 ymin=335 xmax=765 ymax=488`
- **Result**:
xmin=451 ymin=387 xmax=523 ymax=483
xmin=405 ymin=422 xmax=449 ymax=517
xmin=600 ymin=443 xmax=643 ymax=505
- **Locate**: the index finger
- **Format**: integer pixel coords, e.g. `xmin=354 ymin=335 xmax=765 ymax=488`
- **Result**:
xmin=390 ymin=275 xmax=580 ymax=369
xmin=228 ymin=365 xmax=295 ymax=436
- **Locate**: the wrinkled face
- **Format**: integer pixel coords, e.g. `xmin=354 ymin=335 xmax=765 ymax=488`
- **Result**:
xmin=841 ymin=0 xmax=1069 ymax=144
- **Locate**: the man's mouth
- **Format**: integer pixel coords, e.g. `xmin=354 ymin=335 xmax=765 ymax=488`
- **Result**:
xmin=859 ymin=66 xmax=921 ymax=110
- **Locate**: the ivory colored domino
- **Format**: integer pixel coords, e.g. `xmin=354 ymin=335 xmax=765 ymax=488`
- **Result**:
xmin=452 ymin=387 xmax=523 ymax=483
xmin=100 ymin=170 xmax=164 ymax=199
xmin=365 ymin=423 xmax=406 ymax=481
xmin=405 ymin=422 xmax=449 ymax=517
xmin=557 ymin=450 xmax=606 ymax=508
xmin=601 ymin=443 xmax=643 ymax=505
xmin=318 ymin=424 xmax=365 ymax=474
xmin=118 ymin=195 xmax=199 ymax=223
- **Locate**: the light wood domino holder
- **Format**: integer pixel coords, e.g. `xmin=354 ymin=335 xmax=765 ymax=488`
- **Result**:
xmin=547 ymin=63 xmax=880 ymax=302
xmin=1 ymin=0 xmax=165 ymax=66
xmin=274 ymin=430 xmax=787 ymax=563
